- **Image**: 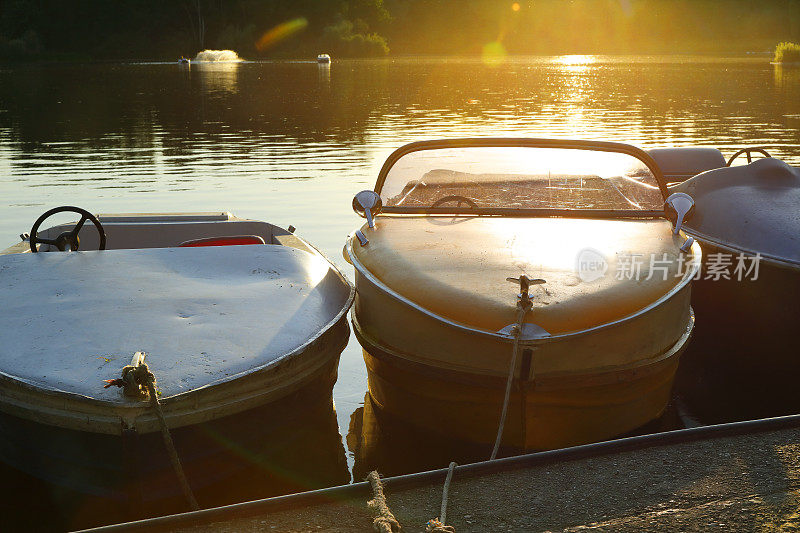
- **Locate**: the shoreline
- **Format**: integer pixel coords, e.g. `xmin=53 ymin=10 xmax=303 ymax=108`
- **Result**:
xmin=79 ymin=415 xmax=800 ymax=532
xmin=0 ymin=53 xmax=785 ymax=67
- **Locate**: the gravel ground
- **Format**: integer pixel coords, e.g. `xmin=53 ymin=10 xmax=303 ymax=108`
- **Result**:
xmin=166 ymin=427 xmax=800 ymax=532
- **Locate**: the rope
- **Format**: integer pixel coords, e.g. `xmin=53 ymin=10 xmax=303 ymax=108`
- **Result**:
xmin=365 ymin=300 xmax=531 ymax=532
xmin=425 ymin=461 xmax=457 ymax=533
xmin=106 ymin=361 xmax=200 ymax=511
xmin=490 ymin=300 xmax=531 ymax=460
xmin=439 ymin=461 xmax=456 ymax=525
xmin=367 ymin=471 xmax=401 ymax=532
xmin=143 ymin=370 xmax=199 ymax=511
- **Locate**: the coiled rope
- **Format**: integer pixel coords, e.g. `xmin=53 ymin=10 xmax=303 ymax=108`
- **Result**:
xmin=105 ymin=357 xmax=199 ymax=511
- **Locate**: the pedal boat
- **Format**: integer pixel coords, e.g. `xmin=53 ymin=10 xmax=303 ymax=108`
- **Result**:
xmin=0 ymin=209 xmax=353 ymax=512
xmin=345 ymin=139 xmax=701 ymax=452
xmin=665 ymin=154 xmax=800 ymax=412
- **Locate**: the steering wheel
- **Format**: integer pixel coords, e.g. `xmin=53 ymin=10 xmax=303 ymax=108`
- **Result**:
xmin=726 ymin=147 xmax=771 ymax=167
xmin=430 ymin=195 xmax=478 ymax=210
xmin=29 ymin=206 xmax=106 ymax=253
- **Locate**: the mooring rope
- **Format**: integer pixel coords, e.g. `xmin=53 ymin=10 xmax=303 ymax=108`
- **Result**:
xmin=439 ymin=461 xmax=456 ymax=525
xmin=366 ymin=284 xmax=535 ymax=533
xmin=367 ymin=470 xmax=401 ymax=532
xmin=105 ymin=361 xmax=200 ymax=511
xmin=425 ymin=461 xmax=457 ymax=532
xmin=490 ymin=300 xmax=531 ymax=460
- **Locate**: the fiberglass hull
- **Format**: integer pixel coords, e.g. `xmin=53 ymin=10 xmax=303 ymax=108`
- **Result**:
xmin=0 ymin=348 xmax=349 ymax=530
xmin=347 ymin=216 xmax=699 ymax=452
xmin=356 ymin=317 xmax=692 ymax=451
xmin=667 ymin=158 xmax=800 ymax=418
xmin=0 ymin=213 xmax=354 ymax=523
xmin=680 ymin=241 xmax=800 ymax=419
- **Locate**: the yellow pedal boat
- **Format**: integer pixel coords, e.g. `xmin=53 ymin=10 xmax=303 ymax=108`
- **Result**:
xmin=346 ymin=138 xmax=701 ymax=453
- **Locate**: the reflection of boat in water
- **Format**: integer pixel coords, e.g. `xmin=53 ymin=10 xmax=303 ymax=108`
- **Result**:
xmin=348 ymin=389 xmax=690 ymax=482
xmin=346 ymin=139 xmax=700 ymax=453
xmin=317 ymin=53 xmax=331 ymax=64
xmin=0 ymin=390 xmax=350 ymax=530
xmin=650 ymin=148 xmax=800 ymax=416
xmin=0 ymin=210 xmax=353 ymax=529
xmin=348 ymin=392 xmax=503 ymax=480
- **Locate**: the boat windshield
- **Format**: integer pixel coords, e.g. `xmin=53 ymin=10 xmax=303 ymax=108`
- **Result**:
xmin=377 ymin=145 xmax=665 ymax=214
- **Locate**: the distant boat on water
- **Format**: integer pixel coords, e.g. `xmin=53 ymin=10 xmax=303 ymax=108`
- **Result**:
xmin=317 ymin=53 xmax=331 ymax=64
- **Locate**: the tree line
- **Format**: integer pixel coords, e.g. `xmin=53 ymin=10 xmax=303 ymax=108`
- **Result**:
xmin=1 ymin=0 xmax=799 ymax=61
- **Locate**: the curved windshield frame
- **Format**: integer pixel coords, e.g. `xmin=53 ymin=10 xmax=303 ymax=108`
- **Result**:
xmin=373 ymin=138 xmax=669 ymax=217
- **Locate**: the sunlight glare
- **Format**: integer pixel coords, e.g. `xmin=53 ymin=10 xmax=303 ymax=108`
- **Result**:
xmin=554 ymin=55 xmax=598 ymax=66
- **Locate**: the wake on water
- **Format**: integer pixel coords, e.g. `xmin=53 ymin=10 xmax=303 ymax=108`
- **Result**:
xmin=193 ymin=50 xmax=242 ymax=62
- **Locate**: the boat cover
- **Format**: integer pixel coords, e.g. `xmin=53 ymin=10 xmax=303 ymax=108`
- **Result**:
xmin=671 ymin=157 xmax=800 ymax=266
xmin=0 ymin=245 xmax=351 ymax=403
xmin=353 ymin=217 xmax=687 ymax=334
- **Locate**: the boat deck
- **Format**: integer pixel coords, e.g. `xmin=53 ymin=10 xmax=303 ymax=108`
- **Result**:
xmin=0 ymin=245 xmax=347 ymax=402
xmin=84 ymin=418 xmax=800 ymax=532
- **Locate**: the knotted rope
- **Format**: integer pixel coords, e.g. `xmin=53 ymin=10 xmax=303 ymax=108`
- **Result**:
xmin=105 ymin=358 xmax=199 ymax=511
xmin=103 ymin=364 xmax=152 ymax=399
xmin=367 ymin=471 xmax=401 ymax=532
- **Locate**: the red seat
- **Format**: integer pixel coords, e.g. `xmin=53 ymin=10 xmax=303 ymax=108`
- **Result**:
xmin=178 ymin=235 xmax=266 ymax=247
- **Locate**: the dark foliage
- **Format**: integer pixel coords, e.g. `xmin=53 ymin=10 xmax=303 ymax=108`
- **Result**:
xmin=1 ymin=0 xmax=799 ymax=61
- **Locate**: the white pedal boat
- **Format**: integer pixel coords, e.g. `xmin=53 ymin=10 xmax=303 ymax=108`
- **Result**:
xmin=0 ymin=209 xmax=353 ymax=514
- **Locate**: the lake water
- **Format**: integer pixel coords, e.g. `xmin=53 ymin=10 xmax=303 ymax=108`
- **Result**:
xmin=1 ymin=56 xmax=799 ymax=527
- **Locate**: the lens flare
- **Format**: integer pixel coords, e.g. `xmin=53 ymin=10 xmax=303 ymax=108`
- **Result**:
xmin=511 ymin=2 xmax=521 ymax=11
xmin=482 ymin=41 xmax=507 ymax=67
xmin=256 ymin=18 xmax=309 ymax=52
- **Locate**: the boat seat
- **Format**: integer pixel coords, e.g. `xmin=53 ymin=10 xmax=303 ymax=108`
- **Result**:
xmin=647 ymin=148 xmax=726 ymax=183
xmin=178 ymin=235 xmax=266 ymax=247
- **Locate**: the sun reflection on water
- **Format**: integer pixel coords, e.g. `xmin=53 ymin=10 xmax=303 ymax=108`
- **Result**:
xmin=553 ymin=54 xmax=598 ymax=66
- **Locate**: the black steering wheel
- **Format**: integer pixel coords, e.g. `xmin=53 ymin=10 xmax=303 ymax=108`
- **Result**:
xmin=726 ymin=147 xmax=771 ymax=167
xmin=29 ymin=206 xmax=106 ymax=253
xmin=430 ymin=195 xmax=478 ymax=210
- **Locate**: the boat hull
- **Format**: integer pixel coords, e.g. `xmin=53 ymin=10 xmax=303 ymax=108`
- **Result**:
xmin=355 ymin=314 xmax=692 ymax=452
xmin=682 ymin=240 xmax=800 ymax=418
xmin=347 ymin=214 xmax=699 ymax=452
xmin=0 ymin=319 xmax=350 ymax=529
